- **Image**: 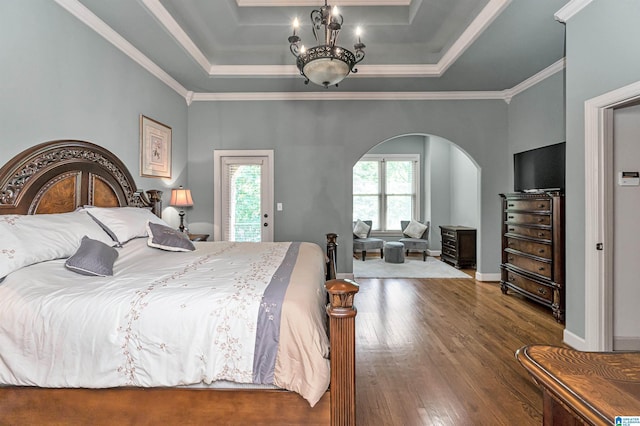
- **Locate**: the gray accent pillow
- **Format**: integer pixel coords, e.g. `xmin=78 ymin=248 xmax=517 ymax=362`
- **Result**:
xmin=146 ymin=221 xmax=195 ymax=252
xmin=65 ymin=236 xmax=119 ymax=276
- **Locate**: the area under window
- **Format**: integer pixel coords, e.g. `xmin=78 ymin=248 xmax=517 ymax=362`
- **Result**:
xmin=353 ymin=154 xmax=420 ymax=232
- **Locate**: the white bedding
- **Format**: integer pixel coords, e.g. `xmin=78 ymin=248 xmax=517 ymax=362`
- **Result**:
xmin=0 ymin=239 xmax=330 ymax=406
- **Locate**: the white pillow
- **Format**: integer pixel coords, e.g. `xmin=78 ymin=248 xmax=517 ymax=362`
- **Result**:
xmin=0 ymin=210 xmax=116 ymax=278
xmin=86 ymin=207 xmax=168 ymax=245
xmin=353 ymin=219 xmax=371 ymax=239
xmin=403 ymin=220 xmax=428 ymax=239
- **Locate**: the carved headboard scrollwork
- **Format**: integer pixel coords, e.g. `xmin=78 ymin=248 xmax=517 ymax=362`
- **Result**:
xmin=0 ymin=140 xmax=161 ymax=216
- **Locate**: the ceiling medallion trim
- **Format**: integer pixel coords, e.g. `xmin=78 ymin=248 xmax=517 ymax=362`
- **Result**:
xmin=236 ymin=0 xmax=411 ymax=6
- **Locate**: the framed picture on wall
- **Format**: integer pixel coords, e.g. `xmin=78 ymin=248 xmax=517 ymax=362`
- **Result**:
xmin=140 ymin=114 xmax=172 ymax=178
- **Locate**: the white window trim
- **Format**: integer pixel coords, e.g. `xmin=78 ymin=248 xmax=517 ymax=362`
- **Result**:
xmin=355 ymin=153 xmax=421 ymax=234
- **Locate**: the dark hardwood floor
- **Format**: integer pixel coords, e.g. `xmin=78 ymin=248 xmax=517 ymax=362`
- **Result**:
xmin=353 ymin=262 xmax=565 ymax=425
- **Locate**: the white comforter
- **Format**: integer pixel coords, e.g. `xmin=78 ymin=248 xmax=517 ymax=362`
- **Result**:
xmin=0 ymin=239 xmax=330 ymax=406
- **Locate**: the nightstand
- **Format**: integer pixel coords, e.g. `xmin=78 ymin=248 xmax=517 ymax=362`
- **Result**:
xmin=187 ymin=233 xmax=209 ymax=242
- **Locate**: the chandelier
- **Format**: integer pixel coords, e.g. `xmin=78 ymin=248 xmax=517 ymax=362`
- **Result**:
xmin=288 ymin=1 xmax=366 ymax=88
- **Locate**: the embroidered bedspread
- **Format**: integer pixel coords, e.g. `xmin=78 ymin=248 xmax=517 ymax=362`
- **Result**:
xmin=0 ymin=239 xmax=329 ymax=406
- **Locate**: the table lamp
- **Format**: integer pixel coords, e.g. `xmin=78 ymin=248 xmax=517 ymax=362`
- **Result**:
xmin=169 ymin=186 xmax=194 ymax=232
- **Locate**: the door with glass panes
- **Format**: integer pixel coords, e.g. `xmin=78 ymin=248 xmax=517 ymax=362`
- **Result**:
xmin=214 ymin=150 xmax=274 ymax=242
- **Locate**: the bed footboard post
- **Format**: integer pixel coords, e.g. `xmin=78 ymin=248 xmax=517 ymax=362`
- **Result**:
xmin=326 ymin=279 xmax=359 ymax=426
xmin=326 ymin=233 xmax=338 ymax=280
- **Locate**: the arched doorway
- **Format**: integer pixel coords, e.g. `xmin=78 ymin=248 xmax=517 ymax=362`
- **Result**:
xmin=351 ymin=133 xmax=481 ymax=275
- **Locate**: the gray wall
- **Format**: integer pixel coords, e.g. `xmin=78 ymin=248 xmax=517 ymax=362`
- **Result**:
xmin=0 ymin=1 xmax=189 ymax=227
xmin=508 ymin=72 xmax=566 ymax=181
xmin=564 ymin=0 xmax=640 ymax=339
xmin=450 ymin=146 xmax=479 ymax=229
xmin=187 ymin=100 xmax=509 ymax=273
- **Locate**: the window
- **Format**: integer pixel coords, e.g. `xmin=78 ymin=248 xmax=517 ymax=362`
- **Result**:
xmin=353 ymin=154 xmax=420 ymax=232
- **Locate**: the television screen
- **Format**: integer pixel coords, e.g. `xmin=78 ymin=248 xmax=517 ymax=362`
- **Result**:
xmin=514 ymin=142 xmax=565 ymax=192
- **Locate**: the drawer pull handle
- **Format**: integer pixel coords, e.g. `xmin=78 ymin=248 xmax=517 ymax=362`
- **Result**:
xmin=537 ymin=218 xmax=544 ymax=223
xmin=538 ymin=232 xmax=545 ymax=237
xmin=509 ymin=275 xmax=515 ymax=281
xmin=508 ymin=215 xmax=514 ymax=219
xmin=538 ymin=249 xmax=545 ymax=254
xmin=508 ymin=228 xmax=515 ymax=232
xmin=538 ymin=267 xmax=545 ymax=271
xmin=538 ymin=204 xmax=545 ymax=208
xmin=508 ymin=203 xmax=514 ymax=207
xmin=537 ymin=287 xmax=548 ymax=295
xmin=508 ymin=256 xmax=514 ymax=261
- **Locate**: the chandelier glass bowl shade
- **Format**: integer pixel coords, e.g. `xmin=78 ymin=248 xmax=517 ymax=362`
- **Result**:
xmin=288 ymin=2 xmax=365 ymax=88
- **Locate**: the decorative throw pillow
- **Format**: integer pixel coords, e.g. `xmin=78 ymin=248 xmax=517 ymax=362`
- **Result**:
xmin=0 ymin=211 xmax=116 ymax=278
xmin=353 ymin=219 xmax=371 ymax=239
xmin=86 ymin=207 xmax=168 ymax=246
xmin=403 ymin=220 xmax=428 ymax=239
xmin=65 ymin=236 xmax=119 ymax=276
xmin=146 ymin=221 xmax=195 ymax=252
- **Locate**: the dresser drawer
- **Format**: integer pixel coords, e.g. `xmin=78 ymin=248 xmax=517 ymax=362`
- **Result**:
xmin=441 ymin=229 xmax=457 ymax=239
xmin=505 ymin=212 xmax=551 ymax=226
xmin=506 ymin=238 xmax=552 ymax=260
xmin=505 ymin=199 xmax=551 ymax=211
xmin=505 ymin=250 xmax=552 ymax=279
xmin=504 ymin=268 xmax=554 ymax=303
xmin=442 ymin=246 xmax=457 ymax=258
xmin=505 ymin=225 xmax=552 ymax=240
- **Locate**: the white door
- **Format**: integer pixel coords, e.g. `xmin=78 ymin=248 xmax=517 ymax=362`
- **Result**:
xmin=214 ymin=150 xmax=274 ymax=242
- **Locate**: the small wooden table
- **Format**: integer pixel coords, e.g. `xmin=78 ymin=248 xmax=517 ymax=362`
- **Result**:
xmin=516 ymin=345 xmax=640 ymax=425
xmin=187 ymin=233 xmax=209 ymax=242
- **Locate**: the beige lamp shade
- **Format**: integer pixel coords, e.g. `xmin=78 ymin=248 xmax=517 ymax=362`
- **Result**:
xmin=169 ymin=187 xmax=194 ymax=207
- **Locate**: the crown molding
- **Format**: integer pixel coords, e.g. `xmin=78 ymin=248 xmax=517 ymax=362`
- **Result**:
xmin=191 ymin=91 xmax=506 ymax=102
xmin=140 ymin=0 xmax=210 ymax=72
xmin=554 ymin=0 xmax=594 ymax=23
xmin=502 ymin=58 xmax=566 ymax=103
xmin=53 ymin=0 xmax=191 ymax=101
xmin=55 ymin=0 xmax=562 ymax=105
xmin=437 ymin=0 xmax=512 ymax=75
xmin=141 ymin=0 xmax=511 ymax=79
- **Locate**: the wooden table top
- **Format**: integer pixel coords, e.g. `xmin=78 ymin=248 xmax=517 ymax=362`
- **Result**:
xmin=516 ymin=345 xmax=640 ymax=425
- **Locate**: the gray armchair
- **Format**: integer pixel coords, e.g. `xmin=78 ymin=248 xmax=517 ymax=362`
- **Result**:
xmin=353 ymin=220 xmax=384 ymax=261
xmin=400 ymin=220 xmax=430 ymax=261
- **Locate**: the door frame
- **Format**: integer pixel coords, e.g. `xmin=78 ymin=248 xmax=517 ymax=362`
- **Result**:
xmin=582 ymin=80 xmax=640 ymax=351
xmin=213 ymin=149 xmax=274 ymax=242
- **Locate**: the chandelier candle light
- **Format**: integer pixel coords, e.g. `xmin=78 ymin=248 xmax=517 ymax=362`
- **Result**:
xmin=288 ymin=1 xmax=365 ymax=88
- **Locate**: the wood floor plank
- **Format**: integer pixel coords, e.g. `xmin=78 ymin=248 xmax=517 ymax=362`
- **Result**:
xmin=354 ymin=272 xmax=564 ymax=425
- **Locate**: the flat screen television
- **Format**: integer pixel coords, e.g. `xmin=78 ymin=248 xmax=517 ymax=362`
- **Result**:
xmin=514 ymin=142 xmax=565 ymax=192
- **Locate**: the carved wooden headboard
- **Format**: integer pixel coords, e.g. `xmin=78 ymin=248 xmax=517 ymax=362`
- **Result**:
xmin=0 ymin=140 xmax=162 ymax=216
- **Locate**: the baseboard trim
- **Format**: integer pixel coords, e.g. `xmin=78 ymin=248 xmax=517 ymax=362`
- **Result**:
xmin=427 ymin=249 xmax=441 ymax=256
xmin=475 ymin=272 xmax=500 ymax=282
xmin=613 ymin=336 xmax=640 ymax=351
xmin=563 ymin=329 xmax=586 ymax=350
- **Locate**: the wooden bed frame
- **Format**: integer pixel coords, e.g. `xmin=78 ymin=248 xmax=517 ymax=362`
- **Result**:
xmin=0 ymin=140 xmax=358 ymax=425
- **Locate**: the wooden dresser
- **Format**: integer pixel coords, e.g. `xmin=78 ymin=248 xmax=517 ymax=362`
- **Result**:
xmin=499 ymin=192 xmax=564 ymax=322
xmin=517 ymin=345 xmax=640 ymax=425
xmin=439 ymin=225 xmax=476 ymax=269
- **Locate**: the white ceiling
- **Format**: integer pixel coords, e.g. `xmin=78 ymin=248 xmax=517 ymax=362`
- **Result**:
xmin=56 ymin=0 xmax=570 ymax=99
